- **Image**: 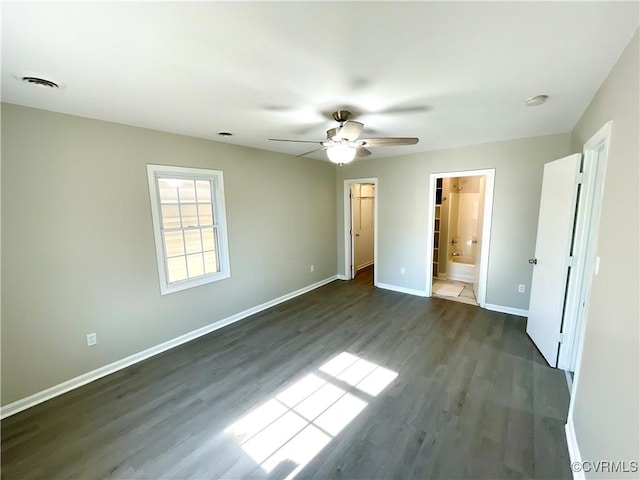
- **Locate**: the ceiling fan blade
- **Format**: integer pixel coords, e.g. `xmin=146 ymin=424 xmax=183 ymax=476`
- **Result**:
xmin=296 ymin=146 xmax=327 ymax=157
xmin=360 ymin=137 xmax=419 ymax=147
xmin=356 ymin=147 xmax=372 ymax=157
xmin=335 ymin=121 xmax=364 ymax=141
xmin=269 ymin=138 xmax=323 ymax=144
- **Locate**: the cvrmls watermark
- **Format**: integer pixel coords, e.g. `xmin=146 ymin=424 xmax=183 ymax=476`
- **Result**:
xmin=572 ymin=461 xmax=639 ymax=473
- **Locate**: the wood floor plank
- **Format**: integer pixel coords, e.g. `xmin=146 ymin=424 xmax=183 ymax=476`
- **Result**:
xmin=1 ymin=267 xmax=572 ymax=479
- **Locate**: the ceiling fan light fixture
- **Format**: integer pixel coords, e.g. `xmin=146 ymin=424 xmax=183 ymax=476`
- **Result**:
xmin=326 ymin=144 xmax=356 ymax=165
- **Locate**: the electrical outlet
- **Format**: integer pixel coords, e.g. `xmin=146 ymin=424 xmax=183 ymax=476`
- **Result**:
xmin=400 ymin=267 xmax=406 ymax=275
xmin=518 ymin=284 xmax=526 ymax=293
xmin=310 ymin=265 xmax=314 ymax=272
xmin=86 ymin=333 xmax=97 ymax=347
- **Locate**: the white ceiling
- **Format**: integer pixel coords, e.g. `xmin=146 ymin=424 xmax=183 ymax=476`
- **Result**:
xmin=2 ymin=2 xmax=638 ymax=161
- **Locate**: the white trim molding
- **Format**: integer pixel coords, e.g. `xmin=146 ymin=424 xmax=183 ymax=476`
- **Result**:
xmin=484 ymin=303 xmax=529 ymax=317
xmin=376 ymin=282 xmax=428 ymax=297
xmin=565 ymin=370 xmax=573 ymax=392
xmin=1 ymin=275 xmax=338 ymax=419
xmin=565 ymin=418 xmax=586 ymax=480
xmin=356 ymin=260 xmax=374 ymax=271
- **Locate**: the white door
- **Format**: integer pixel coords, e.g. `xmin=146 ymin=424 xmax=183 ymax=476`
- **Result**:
xmin=349 ymin=185 xmax=356 ymax=279
xmin=527 ymin=154 xmax=582 ymax=367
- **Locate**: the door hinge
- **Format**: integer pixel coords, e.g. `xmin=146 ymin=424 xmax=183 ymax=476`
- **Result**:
xmin=576 ymin=172 xmax=584 ymax=185
xmin=567 ymin=256 xmax=574 ymax=267
xmin=559 ymin=332 xmax=565 ymax=343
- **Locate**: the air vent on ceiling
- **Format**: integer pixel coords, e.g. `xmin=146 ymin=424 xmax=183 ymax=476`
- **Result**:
xmin=22 ymin=76 xmax=59 ymax=88
xmin=13 ymin=72 xmax=67 ymax=89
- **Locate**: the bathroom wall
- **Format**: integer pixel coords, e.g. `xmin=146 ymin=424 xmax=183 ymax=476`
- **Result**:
xmin=447 ymin=176 xmax=483 ymax=262
xmin=474 ymin=176 xmax=487 ymax=296
xmin=437 ymin=179 xmax=451 ymax=275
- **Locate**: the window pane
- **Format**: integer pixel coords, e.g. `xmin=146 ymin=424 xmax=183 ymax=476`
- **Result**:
xmin=202 ymin=228 xmax=215 ymax=251
xmin=148 ymin=166 xmax=229 ymax=294
xmin=161 ymin=205 xmax=181 ymax=229
xmin=167 ymin=256 xmax=188 ymax=283
xmin=178 ymin=180 xmax=196 ymax=203
xmin=184 ymin=229 xmax=202 ymax=254
xmin=196 ymin=180 xmax=212 ymax=203
xmin=158 ymin=179 xmax=178 ymax=203
xmin=204 ymin=251 xmax=219 ymax=274
xmin=180 ymin=204 xmax=198 ymax=228
xmin=164 ymin=231 xmax=185 ymax=257
xmin=198 ymin=204 xmax=213 ymax=226
xmin=187 ymin=253 xmax=204 ymax=278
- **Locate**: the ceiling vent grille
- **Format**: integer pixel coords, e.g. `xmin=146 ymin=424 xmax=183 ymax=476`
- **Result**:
xmin=21 ymin=76 xmax=60 ymax=88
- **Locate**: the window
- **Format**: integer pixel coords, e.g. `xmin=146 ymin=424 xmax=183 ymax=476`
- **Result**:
xmin=147 ymin=164 xmax=230 ymax=294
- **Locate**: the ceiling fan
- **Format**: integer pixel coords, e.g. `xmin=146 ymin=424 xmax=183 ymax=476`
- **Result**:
xmin=269 ymin=110 xmax=419 ymax=165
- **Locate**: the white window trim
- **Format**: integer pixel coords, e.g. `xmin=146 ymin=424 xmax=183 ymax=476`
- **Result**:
xmin=147 ymin=164 xmax=231 ymax=295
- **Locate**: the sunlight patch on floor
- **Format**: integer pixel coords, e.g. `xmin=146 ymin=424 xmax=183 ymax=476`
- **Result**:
xmin=224 ymin=352 xmax=398 ymax=479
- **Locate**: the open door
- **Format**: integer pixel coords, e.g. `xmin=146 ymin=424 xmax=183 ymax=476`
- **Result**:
xmin=352 ymin=184 xmax=375 ymax=276
xmin=344 ymin=178 xmax=378 ymax=282
xmin=527 ymin=154 xmax=582 ymax=367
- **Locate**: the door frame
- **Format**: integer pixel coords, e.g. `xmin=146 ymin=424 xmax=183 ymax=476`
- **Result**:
xmin=343 ymin=178 xmax=379 ymax=284
xmin=560 ymin=121 xmax=612 ymax=374
xmin=425 ymin=169 xmax=495 ymax=307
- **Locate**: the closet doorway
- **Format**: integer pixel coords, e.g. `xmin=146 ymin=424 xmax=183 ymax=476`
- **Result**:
xmin=344 ymin=178 xmax=378 ymax=284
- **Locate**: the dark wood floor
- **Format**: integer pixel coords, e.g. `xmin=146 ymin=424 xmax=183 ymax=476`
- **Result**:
xmin=1 ymin=267 xmax=571 ymax=479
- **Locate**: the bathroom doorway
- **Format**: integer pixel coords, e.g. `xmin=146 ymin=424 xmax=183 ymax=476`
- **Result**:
xmin=426 ymin=169 xmax=495 ymax=306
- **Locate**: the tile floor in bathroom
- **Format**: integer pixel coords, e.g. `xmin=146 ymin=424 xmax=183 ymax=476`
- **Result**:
xmin=432 ymin=278 xmax=478 ymax=306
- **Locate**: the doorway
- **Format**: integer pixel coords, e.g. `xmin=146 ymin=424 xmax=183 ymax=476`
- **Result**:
xmin=527 ymin=122 xmax=612 ymax=372
xmin=426 ymin=169 xmax=495 ymax=307
xmin=343 ymin=178 xmax=378 ymax=284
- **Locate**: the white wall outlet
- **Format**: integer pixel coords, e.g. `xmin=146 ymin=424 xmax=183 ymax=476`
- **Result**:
xmin=86 ymin=333 xmax=97 ymax=347
xmin=518 ymin=284 xmax=526 ymax=293
xmin=400 ymin=267 xmax=406 ymax=275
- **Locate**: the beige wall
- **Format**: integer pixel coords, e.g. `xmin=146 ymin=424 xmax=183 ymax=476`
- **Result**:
xmin=1 ymin=104 xmax=337 ymax=406
xmin=569 ymin=30 xmax=639 ymax=477
xmin=336 ymin=133 xmax=571 ymax=309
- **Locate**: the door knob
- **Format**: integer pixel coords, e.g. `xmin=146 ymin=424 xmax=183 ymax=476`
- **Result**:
xmin=528 ymin=258 xmax=537 ymax=265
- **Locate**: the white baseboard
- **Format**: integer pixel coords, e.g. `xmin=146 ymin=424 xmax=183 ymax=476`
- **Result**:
xmin=356 ymin=260 xmax=374 ymax=271
xmin=565 ymin=370 xmax=573 ymax=392
xmin=565 ymin=417 xmax=585 ymax=480
xmin=0 ymin=275 xmax=338 ymax=419
xmin=376 ymin=282 xmax=427 ymax=297
xmin=484 ymin=303 xmax=528 ymax=318
xmin=336 ymin=274 xmax=349 ymax=280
